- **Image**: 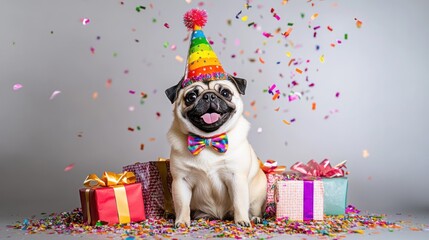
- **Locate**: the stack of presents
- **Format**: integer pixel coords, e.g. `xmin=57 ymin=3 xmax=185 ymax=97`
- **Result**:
xmin=79 ymin=158 xmax=348 ymax=225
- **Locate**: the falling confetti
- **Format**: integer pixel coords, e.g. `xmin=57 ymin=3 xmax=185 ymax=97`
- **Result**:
xmin=175 ymin=55 xmax=184 ymax=62
xmin=64 ymin=163 xmax=75 ymax=172
xmin=362 ymin=149 xmax=370 ymax=158
xmin=81 ymin=18 xmax=90 ymax=25
xmin=129 ymin=106 xmax=135 ymax=112
xmin=319 ymin=54 xmax=325 ymax=63
xmin=355 ymin=18 xmax=363 ymax=28
xmin=311 ymin=13 xmax=319 ymax=20
xmin=282 ymin=120 xmax=291 ymax=125
xmin=312 ymin=102 xmax=317 ymax=110
xmin=135 ymin=5 xmax=146 ymax=12
xmin=140 ymin=144 xmax=145 ymax=150
xmin=106 ymin=79 xmax=112 ymax=88
xmin=257 ymin=127 xmax=262 ymax=133
xmin=49 ymin=90 xmax=61 ymax=100
xmin=13 ymin=84 xmax=23 ymax=91
xmin=241 ymin=15 xmax=248 ymax=22
xmin=92 ymin=92 xmax=98 ymax=100
xmin=164 ymin=23 xmax=170 ymax=28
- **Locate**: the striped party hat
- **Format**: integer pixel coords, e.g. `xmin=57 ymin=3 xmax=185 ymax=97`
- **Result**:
xmin=181 ymin=9 xmax=227 ymax=88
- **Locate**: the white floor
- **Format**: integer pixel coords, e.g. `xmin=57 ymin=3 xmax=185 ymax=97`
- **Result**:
xmin=1 ymin=212 xmax=428 ymax=239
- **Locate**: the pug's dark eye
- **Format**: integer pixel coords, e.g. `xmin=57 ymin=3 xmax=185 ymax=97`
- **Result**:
xmin=185 ymin=92 xmax=197 ymax=104
xmin=220 ymin=89 xmax=231 ymax=98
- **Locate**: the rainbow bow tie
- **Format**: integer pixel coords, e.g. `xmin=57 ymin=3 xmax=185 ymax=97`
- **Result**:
xmin=187 ymin=133 xmax=228 ymax=155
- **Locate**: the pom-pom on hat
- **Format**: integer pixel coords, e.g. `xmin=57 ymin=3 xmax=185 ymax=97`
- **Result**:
xmin=181 ymin=9 xmax=227 ymax=88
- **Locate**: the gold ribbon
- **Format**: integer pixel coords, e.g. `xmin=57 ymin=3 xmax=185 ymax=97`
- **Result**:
xmin=85 ymin=189 xmax=91 ymax=224
xmin=156 ymin=158 xmax=174 ymax=216
xmin=83 ymin=171 xmax=136 ymax=224
xmin=83 ymin=171 xmax=136 ymax=187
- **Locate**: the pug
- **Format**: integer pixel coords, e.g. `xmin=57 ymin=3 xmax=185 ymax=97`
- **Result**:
xmin=165 ymin=75 xmax=267 ymax=227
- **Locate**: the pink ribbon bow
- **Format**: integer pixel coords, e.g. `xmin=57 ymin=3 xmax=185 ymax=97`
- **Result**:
xmin=290 ymin=159 xmax=347 ymax=178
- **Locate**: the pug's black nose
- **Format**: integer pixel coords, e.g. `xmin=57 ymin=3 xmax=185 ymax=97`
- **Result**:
xmin=203 ymin=92 xmax=217 ymax=102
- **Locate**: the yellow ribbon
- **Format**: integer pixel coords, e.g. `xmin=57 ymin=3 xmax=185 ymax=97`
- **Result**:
xmin=83 ymin=171 xmax=136 ymax=224
xmin=83 ymin=171 xmax=136 ymax=187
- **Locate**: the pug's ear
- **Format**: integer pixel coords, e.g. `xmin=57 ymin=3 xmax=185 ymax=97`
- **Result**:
xmin=228 ymin=75 xmax=247 ymax=95
xmin=165 ymin=78 xmax=184 ymax=104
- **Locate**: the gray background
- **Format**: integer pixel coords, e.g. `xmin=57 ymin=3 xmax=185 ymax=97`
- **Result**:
xmin=1 ymin=0 xmax=428 ymax=219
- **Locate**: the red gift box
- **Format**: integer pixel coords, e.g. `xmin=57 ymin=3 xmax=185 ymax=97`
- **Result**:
xmin=79 ymin=171 xmax=145 ymax=225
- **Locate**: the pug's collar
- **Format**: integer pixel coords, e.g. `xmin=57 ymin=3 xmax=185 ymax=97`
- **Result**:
xmin=187 ymin=132 xmax=228 ymax=155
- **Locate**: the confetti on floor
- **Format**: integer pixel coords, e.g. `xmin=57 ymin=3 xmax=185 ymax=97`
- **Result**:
xmin=8 ymin=208 xmax=402 ymax=239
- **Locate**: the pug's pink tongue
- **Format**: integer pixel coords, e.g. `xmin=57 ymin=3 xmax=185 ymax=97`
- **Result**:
xmin=201 ymin=113 xmax=220 ymax=124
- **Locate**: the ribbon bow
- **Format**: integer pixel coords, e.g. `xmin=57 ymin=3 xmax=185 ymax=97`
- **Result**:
xmin=188 ymin=133 xmax=228 ymax=155
xmin=290 ymin=159 xmax=347 ymax=178
xmin=259 ymin=159 xmax=287 ymax=174
xmin=83 ymin=171 xmax=136 ymax=187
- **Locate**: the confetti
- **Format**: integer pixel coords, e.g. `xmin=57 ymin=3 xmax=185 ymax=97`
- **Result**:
xmin=13 ymin=84 xmax=23 ymax=91
xmin=257 ymin=127 xmax=262 ymax=133
xmin=295 ymin=68 xmax=303 ymax=74
xmin=345 ymin=33 xmax=348 ymax=40
xmin=283 ymin=28 xmax=293 ymax=37
xmin=311 ymin=13 xmax=319 ymax=20
xmin=355 ymin=18 xmax=363 ymax=28
xmin=288 ymin=92 xmax=302 ymax=102
xmin=90 ymin=47 xmax=95 ymax=54
xmin=327 ymin=25 xmax=333 ymax=31
xmin=312 ymin=102 xmax=316 ymax=110
xmin=241 ymin=15 xmax=248 ymax=22
xmin=363 ymin=149 xmax=370 ymax=158
xmin=135 ymin=5 xmax=146 ymax=12
xmin=282 ymin=119 xmax=291 ymax=125
xmin=64 ymin=163 xmax=75 ymax=172
xmin=286 ymin=52 xmax=291 ymax=57
xmin=259 ymin=57 xmax=265 ymax=64
xmin=235 ymin=10 xmax=242 ymax=19
xmin=320 ymin=54 xmax=325 ymax=63
xmin=262 ymin=32 xmax=273 ymax=38
xmin=128 ymin=106 xmax=135 ymax=112
xmin=335 ymin=92 xmax=340 ymax=98
xmin=175 ymin=55 xmax=184 ymax=62
xmin=49 ymin=90 xmax=61 ymax=100
xmin=140 ymin=144 xmax=145 ymax=150
xmin=106 ymin=79 xmax=112 ymax=88
xmin=92 ymin=92 xmax=98 ymax=100
xmin=129 ymin=90 xmax=136 ymax=94
xmin=128 ymin=127 xmax=135 ymax=132
xmin=10 ymin=208 xmax=402 ymax=239
xmin=164 ymin=23 xmax=170 ymax=28
xmin=81 ymin=18 xmax=90 ymax=25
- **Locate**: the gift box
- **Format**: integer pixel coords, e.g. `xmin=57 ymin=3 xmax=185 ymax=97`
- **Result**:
xmin=259 ymin=160 xmax=286 ymax=218
xmin=123 ymin=159 xmax=174 ymax=219
xmin=322 ymin=177 xmax=348 ymax=215
xmin=291 ymin=159 xmax=348 ymax=215
xmin=79 ymin=171 xmax=145 ymax=225
xmin=276 ymin=180 xmax=324 ymax=221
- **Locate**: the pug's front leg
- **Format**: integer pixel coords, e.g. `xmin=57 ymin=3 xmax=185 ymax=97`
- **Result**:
xmin=172 ymin=177 xmax=192 ymax=228
xmin=227 ymin=174 xmax=251 ymax=227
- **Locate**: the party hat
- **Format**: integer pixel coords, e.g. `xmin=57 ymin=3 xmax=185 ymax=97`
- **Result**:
xmin=181 ymin=9 xmax=227 ymax=88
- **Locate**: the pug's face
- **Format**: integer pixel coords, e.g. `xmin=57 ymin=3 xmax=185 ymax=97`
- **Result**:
xmin=166 ymin=76 xmax=247 ymax=136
